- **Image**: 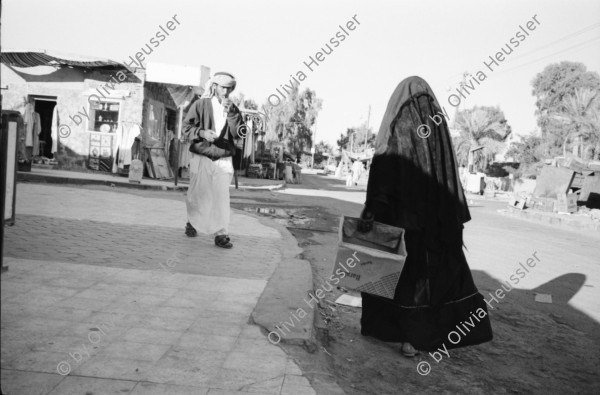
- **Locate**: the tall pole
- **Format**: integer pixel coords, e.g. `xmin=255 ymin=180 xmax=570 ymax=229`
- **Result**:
xmin=311 ymin=118 xmax=317 ymax=168
xmin=364 ymin=105 xmax=370 ymax=152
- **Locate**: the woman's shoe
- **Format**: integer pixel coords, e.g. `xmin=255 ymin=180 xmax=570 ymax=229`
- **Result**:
xmin=215 ymin=235 xmax=233 ymax=249
xmin=185 ymin=222 xmax=197 ymax=237
xmin=401 ymin=342 xmax=419 ymax=357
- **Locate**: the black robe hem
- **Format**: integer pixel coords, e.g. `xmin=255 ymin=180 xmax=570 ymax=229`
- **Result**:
xmin=360 ymin=291 xmax=493 ymax=352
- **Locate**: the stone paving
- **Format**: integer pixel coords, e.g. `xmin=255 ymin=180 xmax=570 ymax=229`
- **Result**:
xmin=18 ymin=168 xmax=285 ymax=191
xmin=5 ymin=214 xmax=280 ymax=280
xmin=1 ymin=183 xmax=316 ymax=394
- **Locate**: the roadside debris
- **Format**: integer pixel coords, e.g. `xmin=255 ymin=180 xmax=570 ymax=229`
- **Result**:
xmin=534 ymin=293 xmax=553 ymax=303
xmin=335 ymin=294 xmax=362 ymax=308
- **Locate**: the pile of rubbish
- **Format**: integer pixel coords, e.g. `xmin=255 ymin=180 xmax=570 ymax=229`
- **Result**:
xmin=509 ymin=156 xmax=600 ymax=217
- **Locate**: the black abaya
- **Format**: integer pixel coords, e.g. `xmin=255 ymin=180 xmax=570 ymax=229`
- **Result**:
xmin=360 ymin=76 xmax=493 ymax=351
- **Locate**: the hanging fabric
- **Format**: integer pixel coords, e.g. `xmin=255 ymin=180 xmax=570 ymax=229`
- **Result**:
xmin=112 ymin=123 xmax=124 ymax=173
xmin=23 ymin=103 xmax=35 ymax=147
xmin=113 ymin=123 xmax=141 ymax=171
xmin=32 ymin=112 xmax=42 ymax=156
xmin=243 ymin=118 xmax=253 ymax=159
xmin=121 ymin=123 xmax=141 ymax=167
xmin=51 ymin=105 xmax=59 ymax=154
xmin=165 ymin=129 xmax=174 ymax=157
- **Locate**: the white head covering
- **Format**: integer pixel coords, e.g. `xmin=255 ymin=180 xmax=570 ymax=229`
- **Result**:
xmin=201 ymin=72 xmax=236 ymax=98
xmin=201 ymin=77 xmax=215 ymax=98
xmin=213 ymin=72 xmax=236 ymax=89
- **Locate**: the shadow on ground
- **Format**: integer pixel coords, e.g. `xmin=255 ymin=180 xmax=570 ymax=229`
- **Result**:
xmin=283 ymin=223 xmax=600 ymax=395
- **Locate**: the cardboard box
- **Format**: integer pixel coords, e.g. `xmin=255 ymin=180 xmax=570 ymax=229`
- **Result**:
xmin=556 ymin=193 xmax=578 ymax=213
xmin=529 ymin=197 xmax=556 ymax=212
xmin=332 ymin=216 xmax=407 ymax=299
xmin=128 ymin=159 xmax=143 ymax=184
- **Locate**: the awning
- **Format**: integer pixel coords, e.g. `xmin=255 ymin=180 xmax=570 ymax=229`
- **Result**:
xmin=0 ymin=51 xmax=123 ymax=69
xmin=145 ymin=62 xmax=211 ymax=108
xmin=146 ymin=62 xmax=210 ymax=87
xmin=165 ymin=84 xmax=204 ymax=108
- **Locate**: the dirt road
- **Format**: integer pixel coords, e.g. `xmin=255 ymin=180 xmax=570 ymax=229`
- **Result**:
xmin=243 ymin=175 xmax=600 ymax=395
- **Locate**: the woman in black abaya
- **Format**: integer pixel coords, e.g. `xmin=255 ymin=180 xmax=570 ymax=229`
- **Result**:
xmin=358 ymin=76 xmax=493 ymax=355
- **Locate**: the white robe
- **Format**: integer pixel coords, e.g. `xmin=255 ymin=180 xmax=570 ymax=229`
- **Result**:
xmin=185 ymin=97 xmax=233 ymax=236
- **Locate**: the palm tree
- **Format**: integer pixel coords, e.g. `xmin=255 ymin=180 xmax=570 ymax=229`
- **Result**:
xmin=557 ymin=88 xmax=599 ymax=159
xmin=452 ymin=106 xmax=512 ymax=171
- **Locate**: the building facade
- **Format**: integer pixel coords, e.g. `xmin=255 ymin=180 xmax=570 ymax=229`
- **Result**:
xmin=1 ymin=52 xmax=179 ymax=175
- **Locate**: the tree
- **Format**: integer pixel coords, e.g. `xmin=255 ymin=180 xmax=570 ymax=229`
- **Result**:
xmin=531 ymin=61 xmax=600 ymax=158
xmin=263 ymin=86 xmax=322 ymax=161
xmin=556 ymin=87 xmax=600 ymax=159
xmin=231 ymin=92 xmax=245 ymax=107
xmin=504 ymin=133 xmax=546 ymax=178
xmin=452 ymin=106 xmax=512 ymax=171
xmin=231 ymin=93 xmax=259 ymax=110
xmin=337 ymin=128 xmax=354 ymax=151
xmin=314 ymin=141 xmax=333 ymax=165
xmin=337 ymin=125 xmax=376 ymax=152
xmin=505 ymin=134 xmax=543 ymax=164
xmin=242 ymin=98 xmax=258 ymax=110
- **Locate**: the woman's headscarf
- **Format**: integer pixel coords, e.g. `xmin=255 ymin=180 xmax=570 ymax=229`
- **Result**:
xmin=368 ymin=76 xmax=470 ymax=248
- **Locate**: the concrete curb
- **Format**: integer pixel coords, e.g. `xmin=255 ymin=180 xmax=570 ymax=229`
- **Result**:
xmin=500 ymin=207 xmax=600 ymax=233
xmin=17 ymin=171 xmax=285 ymax=192
xmin=240 ymin=209 xmax=316 ymax=346
xmin=241 ymin=210 xmax=347 ymax=395
xmin=17 ymin=171 xmax=188 ymax=191
xmin=236 ymin=183 xmax=287 ymax=191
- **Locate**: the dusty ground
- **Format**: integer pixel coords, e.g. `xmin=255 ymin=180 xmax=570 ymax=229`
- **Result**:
xmin=231 ymin=176 xmax=600 ymax=395
xmin=289 ymin=222 xmax=600 ymax=395
xmin=52 ymin=177 xmax=600 ymax=394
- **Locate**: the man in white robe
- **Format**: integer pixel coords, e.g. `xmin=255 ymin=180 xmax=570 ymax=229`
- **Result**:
xmin=182 ymin=72 xmax=245 ymax=249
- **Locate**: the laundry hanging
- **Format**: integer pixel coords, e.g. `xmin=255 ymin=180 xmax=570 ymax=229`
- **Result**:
xmin=243 ymin=118 xmax=253 ymax=159
xmin=114 ymin=123 xmax=141 ymax=171
xmin=32 ymin=112 xmax=42 ymax=156
xmin=23 ymin=103 xmax=34 ymax=147
xmin=51 ymin=105 xmax=59 ymax=154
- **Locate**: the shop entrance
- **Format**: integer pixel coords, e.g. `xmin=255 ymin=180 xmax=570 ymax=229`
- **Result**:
xmin=32 ymin=97 xmax=57 ymax=160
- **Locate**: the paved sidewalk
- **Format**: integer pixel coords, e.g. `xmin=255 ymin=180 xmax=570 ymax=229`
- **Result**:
xmin=17 ymin=168 xmax=285 ymax=192
xmin=1 ymin=184 xmax=316 ymax=394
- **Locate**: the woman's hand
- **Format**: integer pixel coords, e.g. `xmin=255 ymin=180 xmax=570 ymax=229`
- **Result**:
xmin=357 ymin=207 xmax=374 ymax=233
xmin=200 ymin=129 xmax=218 ymax=142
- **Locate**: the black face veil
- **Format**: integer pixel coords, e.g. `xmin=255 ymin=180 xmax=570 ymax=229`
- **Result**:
xmin=367 ymin=76 xmax=470 ymax=248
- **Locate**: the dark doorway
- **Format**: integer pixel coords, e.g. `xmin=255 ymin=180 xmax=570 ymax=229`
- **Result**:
xmin=33 ymin=98 xmax=57 ymax=159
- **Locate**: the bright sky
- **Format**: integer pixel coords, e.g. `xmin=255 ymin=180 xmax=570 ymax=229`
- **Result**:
xmin=3 ymin=0 xmax=600 ymax=147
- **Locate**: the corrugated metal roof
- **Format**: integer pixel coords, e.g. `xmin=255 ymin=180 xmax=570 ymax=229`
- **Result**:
xmin=0 ymin=52 xmax=124 ymax=68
